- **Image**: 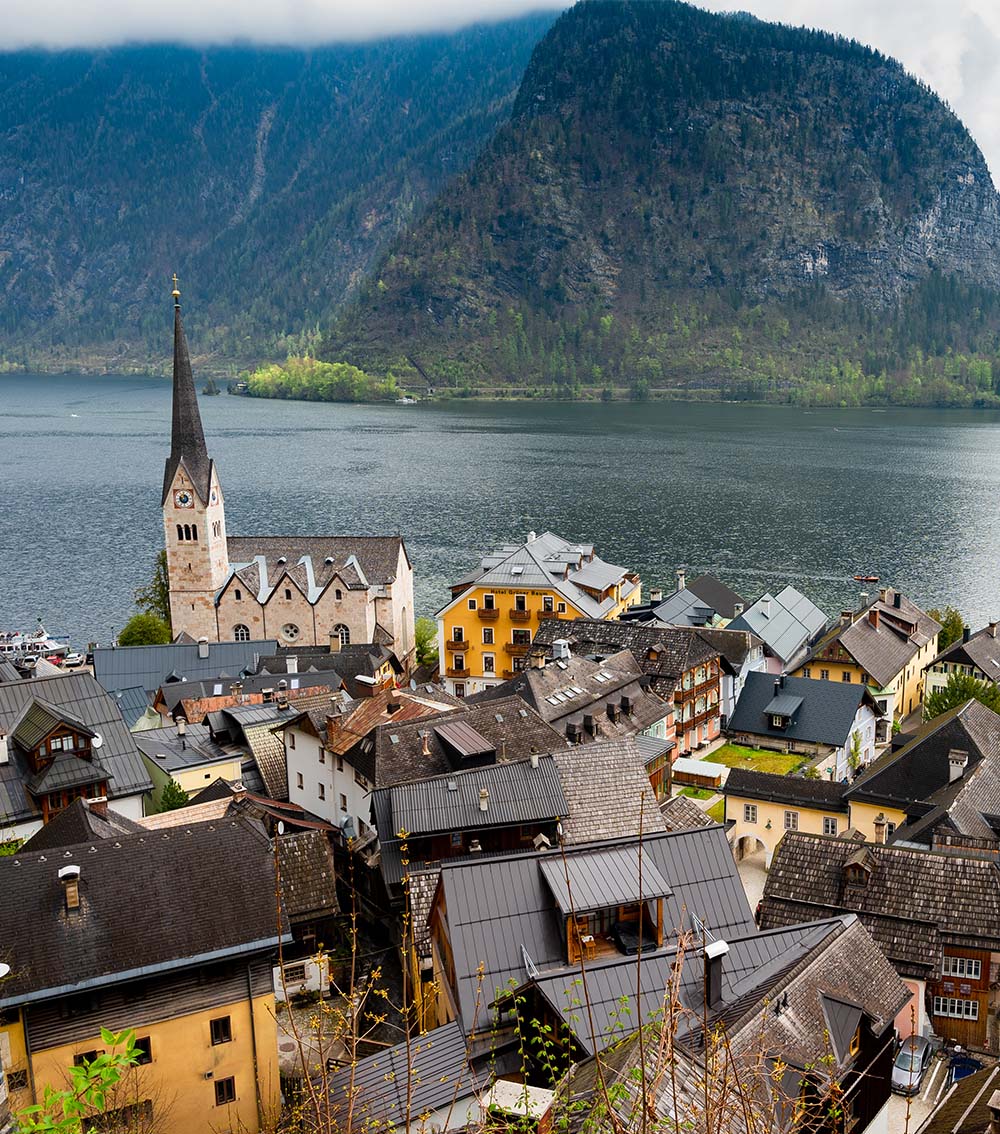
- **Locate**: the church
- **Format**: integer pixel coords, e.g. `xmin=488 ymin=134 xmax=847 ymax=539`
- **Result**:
xmin=161 ymin=282 xmax=415 ymax=666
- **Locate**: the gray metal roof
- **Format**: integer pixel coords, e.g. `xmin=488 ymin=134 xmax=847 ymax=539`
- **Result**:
xmin=728 ymin=673 xmax=878 ymax=747
xmin=0 ymin=672 xmax=152 ymax=823
xmin=93 ymin=639 xmax=277 ymax=695
xmin=728 ymin=585 xmax=827 ymax=665
xmin=134 ymin=723 xmax=237 ymax=773
xmin=109 ymin=685 xmax=155 ymax=729
xmin=539 ymin=844 xmax=672 ymax=912
xmin=438 ymin=825 xmax=755 ymax=1029
xmin=763 ymin=693 xmax=803 ymax=717
xmin=648 ymin=587 xmax=720 ymax=627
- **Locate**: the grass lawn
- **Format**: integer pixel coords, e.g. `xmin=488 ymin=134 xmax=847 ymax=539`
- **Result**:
xmin=679 ymin=786 xmax=715 ymax=800
xmin=706 ymin=743 xmax=808 ymax=776
xmin=706 ymin=799 xmax=725 ymax=823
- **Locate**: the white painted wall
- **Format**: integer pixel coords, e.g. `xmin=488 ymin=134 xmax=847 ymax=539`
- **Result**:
xmin=284 ymin=724 xmax=372 ymax=836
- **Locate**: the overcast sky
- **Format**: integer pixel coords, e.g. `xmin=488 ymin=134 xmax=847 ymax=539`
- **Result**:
xmin=4 ymin=0 xmax=999 ymax=180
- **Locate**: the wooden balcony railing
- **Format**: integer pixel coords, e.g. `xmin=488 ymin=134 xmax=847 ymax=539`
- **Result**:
xmin=446 ymin=666 xmax=471 ymax=678
xmin=504 ymin=643 xmax=530 ymax=657
xmin=509 ymin=608 xmax=532 ymax=622
xmin=477 ymin=608 xmax=500 ymax=621
xmin=445 ymin=640 xmax=466 ymax=652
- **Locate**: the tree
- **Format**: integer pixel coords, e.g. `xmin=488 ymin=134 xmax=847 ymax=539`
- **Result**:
xmin=848 ymin=729 xmax=862 ymax=772
xmin=133 ymin=551 xmax=171 ymax=629
xmin=414 ymin=617 xmax=439 ymax=669
xmin=117 ymin=614 xmax=171 ymax=647
xmin=928 ymin=605 xmax=965 ymax=651
xmin=924 ymin=672 xmax=1000 ymax=720
xmin=158 ymin=779 xmax=188 ymax=812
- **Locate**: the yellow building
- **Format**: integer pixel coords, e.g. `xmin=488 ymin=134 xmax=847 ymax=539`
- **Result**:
xmin=135 ymin=721 xmax=245 ymax=809
xmin=437 ymin=531 xmax=641 ymax=696
xmin=792 ymin=587 xmax=940 ymax=728
xmin=0 ymin=816 xmax=285 ymax=1134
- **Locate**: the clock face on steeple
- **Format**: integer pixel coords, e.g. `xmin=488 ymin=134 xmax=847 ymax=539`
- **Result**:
xmin=174 ymin=489 xmax=194 ymax=509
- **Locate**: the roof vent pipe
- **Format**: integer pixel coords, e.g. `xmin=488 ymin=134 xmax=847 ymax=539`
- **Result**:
xmin=963 ymin=626 xmax=971 ymax=643
xmin=420 ymin=731 xmax=431 ymax=757
xmin=59 ymin=864 xmax=81 ymax=912
xmin=704 ymin=939 xmax=729 ymax=1009
xmin=479 ymin=788 xmax=489 ymax=812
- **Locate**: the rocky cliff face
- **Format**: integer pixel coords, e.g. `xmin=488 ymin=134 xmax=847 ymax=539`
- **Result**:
xmin=326 ymin=1 xmax=1000 ymax=379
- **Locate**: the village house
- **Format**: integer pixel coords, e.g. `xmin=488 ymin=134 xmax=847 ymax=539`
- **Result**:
xmin=530 ymin=619 xmax=724 ymax=757
xmin=695 ymin=625 xmax=767 ymax=722
xmin=726 ymin=672 xmax=882 ymax=779
xmin=0 ymin=670 xmax=151 ymax=842
xmin=622 ymin=567 xmax=746 ymax=627
xmin=135 ymin=719 xmax=247 ymax=806
xmin=924 ymin=621 xmax=1000 ymax=699
xmin=793 ymin=587 xmax=941 ymax=726
xmin=152 ymin=669 xmax=341 ymax=723
xmin=555 ymin=914 xmax=908 ymax=1134
xmin=92 ymin=636 xmax=277 ymax=697
xmin=761 ymin=832 xmax=1000 ymax=1052
xmin=727 ymin=583 xmax=828 ymax=673
xmin=469 ymin=647 xmax=673 ymax=758
xmin=0 ymin=817 xmax=285 ymax=1134
xmin=253 ymin=641 xmax=403 ymax=698
xmin=435 ymin=531 xmax=641 ymax=696
xmin=161 ymin=287 xmax=415 ymax=663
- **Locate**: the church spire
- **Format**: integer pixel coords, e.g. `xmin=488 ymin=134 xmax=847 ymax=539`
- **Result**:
xmin=162 ymin=276 xmax=212 ymax=505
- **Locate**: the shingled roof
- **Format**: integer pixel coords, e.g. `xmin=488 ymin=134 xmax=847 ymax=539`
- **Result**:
xmin=275 ymin=830 xmax=338 ymax=920
xmin=21 ymin=798 xmax=144 ymax=851
xmin=760 ymin=832 xmax=1000 ymax=977
xmin=0 ymin=816 xmax=286 ymax=1006
xmin=659 ymin=793 xmax=716 ymax=832
xmin=929 ymin=622 xmax=1000 ymax=683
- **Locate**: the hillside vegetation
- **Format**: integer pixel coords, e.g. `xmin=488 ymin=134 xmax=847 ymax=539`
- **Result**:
xmin=321 ymin=1 xmax=1000 ymax=406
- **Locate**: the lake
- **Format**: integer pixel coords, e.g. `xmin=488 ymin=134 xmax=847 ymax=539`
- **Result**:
xmin=3 ymin=372 xmax=1000 ymax=649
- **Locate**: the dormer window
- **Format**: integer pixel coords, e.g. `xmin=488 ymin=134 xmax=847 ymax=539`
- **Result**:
xmin=771 ymin=714 xmax=785 ymax=729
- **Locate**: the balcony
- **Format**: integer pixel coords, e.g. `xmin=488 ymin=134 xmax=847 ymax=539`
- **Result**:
xmin=477 ymin=608 xmax=500 ymax=621
xmin=675 ymin=675 xmax=719 ymax=700
xmin=509 ymin=608 xmax=532 ymax=623
xmin=504 ymin=643 xmax=530 ymax=657
xmin=445 ymin=640 xmax=466 ymax=652
xmin=446 ymin=666 xmax=471 ymax=678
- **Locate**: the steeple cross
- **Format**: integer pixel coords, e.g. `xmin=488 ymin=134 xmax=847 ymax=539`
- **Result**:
xmin=172 ymin=273 xmax=181 ymax=300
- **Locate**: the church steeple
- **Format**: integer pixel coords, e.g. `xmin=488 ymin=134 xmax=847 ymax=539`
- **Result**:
xmin=162 ymin=277 xmax=212 ymax=506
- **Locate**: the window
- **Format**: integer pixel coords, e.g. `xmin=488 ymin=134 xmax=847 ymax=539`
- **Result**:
xmin=802 ymin=667 xmax=811 ymax=677
xmin=483 ymin=627 xmax=494 ymax=644
xmin=483 ymin=594 xmax=495 ymax=610
xmin=512 ymin=629 xmax=531 ymax=646
xmin=823 ymin=816 xmax=838 ymax=837
xmin=7 ymin=1070 xmax=28 ymax=1092
xmin=74 ymin=1050 xmax=102 ymax=1066
xmin=318 ymin=784 xmax=326 ymax=801
xmin=842 ymin=671 xmax=852 ymax=682
xmin=771 ymin=714 xmax=784 ymax=729
xmin=232 ymin=623 xmax=250 ymax=642
xmin=134 ymin=1036 xmax=152 ymax=1065
xmin=234 ymin=588 xmax=242 ymax=601
xmin=942 ymin=956 xmax=983 ymax=979
xmin=339 ymin=794 xmax=348 ymax=811
xmin=215 ymin=1077 xmax=237 ymax=1106
xmin=318 ymin=747 xmax=325 ymax=764
xmin=284 ymin=588 xmax=292 ymax=600
xmin=176 ymin=524 xmax=184 ymax=541
xmin=210 ymin=1016 xmax=232 ymax=1045
xmin=288 ymin=733 xmax=296 ymax=750
xmin=296 ymin=773 xmax=304 ymax=790
xmin=933 ymin=997 xmax=979 ymax=1020
xmin=483 ymin=655 xmax=495 ymax=674
xmin=282 ymin=623 xmax=300 ymax=642
xmin=83 ymin=1101 xmax=152 ymax=1131
xmin=557 ymin=602 xmax=566 ymax=613
xmin=453 ymin=653 xmax=465 ymax=670
xmin=450 ymin=832 xmax=463 ymax=848
xmin=820 ymin=669 xmax=830 ymax=680
xmin=849 ymin=1028 xmax=860 ymax=1056
xmin=333 ymin=624 xmax=350 ymax=647
xmin=468 ymin=598 xmax=477 ymax=610
xmin=543 ymin=596 xmax=554 ymax=612
xmin=336 ymin=756 xmax=344 ymax=772
xmin=886 ymin=822 xmax=896 ymax=839
xmin=452 ymin=626 xmax=464 ymax=642
xmin=743 ymin=804 xmax=757 ymax=823
xmin=335 ymin=589 xmax=342 ymax=601
xmin=455 ymin=683 xmax=466 ymax=698
xmin=784 ymin=811 xmax=799 ymax=831
xmin=515 ymin=594 xmax=527 ymax=611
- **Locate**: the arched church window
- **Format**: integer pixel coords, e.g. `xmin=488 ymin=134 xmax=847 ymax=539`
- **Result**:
xmin=177 ymin=524 xmax=184 ymax=541
xmin=282 ymin=623 xmax=301 ymax=642
xmin=235 ymin=589 xmax=242 ymax=601
xmin=333 ymin=624 xmax=350 ymax=647
xmin=191 ymin=524 xmax=198 ymax=541
xmin=335 ymin=589 xmax=342 ymax=601
xmin=183 ymin=524 xmax=191 ymax=541
xmin=284 ymin=588 xmax=292 ymax=601
xmin=233 ymin=624 xmax=251 ymax=642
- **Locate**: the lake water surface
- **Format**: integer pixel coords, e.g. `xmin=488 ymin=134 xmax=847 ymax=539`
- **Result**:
xmin=3 ymin=372 xmax=1000 ymax=648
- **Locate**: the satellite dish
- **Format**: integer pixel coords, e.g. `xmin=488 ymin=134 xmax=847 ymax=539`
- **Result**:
xmin=276 ymin=820 xmax=285 ymax=836
xmin=0 ymin=963 xmax=10 ymax=981
xmin=409 ymin=678 xmax=417 ymax=691
xmin=91 ymin=734 xmax=104 ymax=749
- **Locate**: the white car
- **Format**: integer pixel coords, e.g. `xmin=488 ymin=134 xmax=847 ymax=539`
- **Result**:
xmin=62 ymin=652 xmax=85 ymax=668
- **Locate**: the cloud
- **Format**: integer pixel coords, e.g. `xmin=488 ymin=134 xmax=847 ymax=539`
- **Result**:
xmin=2 ymin=0 xmax=998 ymax=179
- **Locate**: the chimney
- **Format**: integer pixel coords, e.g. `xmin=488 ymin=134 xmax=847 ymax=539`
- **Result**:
xmin=962 ymin=626 xmax=971 ymax=643
xmin=530 ymin=751 xmax=539 ymax=769
xmin=530 ymin=652 xmax=547 ymax=669
xmin=774 ymin=678 xmax=781 ymax=696
xmin=88 ymin=796 xmax=108 ymax=818
xmin=761 ymin=599 xmax=771 ymax=618
xmin=59 ymin=864 xmax=81 ymax=912
xmin=469 ymin=838 xmax=482 ymax=853
xmin=277 ymin=692 xmax=290 ymax=711
xmin=879 ymin=588 xmax=888 ymax=603
xmin=526 ymin=531 xmax=537 ymax=543
xmin=620 ymin=694 xmax=632 ymax=714
xmin=649 ymin=587 xmax=663 ymax=604
xmin=840 ymin=610 xmax=854 ymax=625
xmin=733 ymin=602 xmax=744 ymax=617
xmin=0 ymin=731 xmax=8 ymax=766
xmin=704 ymin=939 xmax=729 ymax=1009
xmin=991 ymin=623 xmax=998 ymax=640
xmin=948 ymin=749 xmax=969 ymax=784
xmin=387 ymin=690 xmax=402 ymax=714
xmin=893 ymin=592 xmax=902 ymax=609
xmin=676 ymin=566 xmax=687 ymax=593
xmin=985 ymin=1089 xmax=1000 ymax=1134
xmin=552 ymin=639 xmax=571 ymax=662
xmin=868 ymin=608 xmax=880 ymax=630
xmin=197 ymin=637 xmax=209 ymax=659
xmin=328 ymin=630 xmax=341 ymax=654
xmin=287 ymin=655 xmax=299 ymax=675
xmin=479 ymin=788 xmax=489 ymax=812
xmin=420 ymin=730 xmax=431 ymax=757
xmin=583 ymin=713 xmax=595 ymax=735
xmin=873 ymin=813 xmax=887 ymax=844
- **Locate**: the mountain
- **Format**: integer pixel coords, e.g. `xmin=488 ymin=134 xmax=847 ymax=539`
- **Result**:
xmin=0 ymin=14 xmax=554 ymax=371
xmin=322 ymin=1 xmax=1000 ymax=405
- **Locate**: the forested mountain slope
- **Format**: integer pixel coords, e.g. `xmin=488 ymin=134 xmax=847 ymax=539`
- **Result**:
xmin=0 ymin=14 xmax=554 ymax=370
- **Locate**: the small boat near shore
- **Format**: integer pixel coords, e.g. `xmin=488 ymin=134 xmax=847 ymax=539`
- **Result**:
xmin=0 ymin=623 xmax=71 ymax=660
xmin=852 ymin=574 xmax=879 ymax=583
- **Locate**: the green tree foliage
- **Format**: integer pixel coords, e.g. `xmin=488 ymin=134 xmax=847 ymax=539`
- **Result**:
xmin=414 ymin=617 xmax=439 ymax=668
xmin=924 ymin=673 xmax=1000 ymax=720
xmin=16 ymin=1027 xmax=140 ymax=1133
xmin=133 ymin=551 xmax=171 ymax=629
xmin=244 ymin=357 xmax=398 ymax=403
xmin=928 ymin=605 xmax=965 ymax=651
xmin=118 ymin=614 xmax=171 ymax=647
xmin=159 ymin=779 xmax=188 ymax=812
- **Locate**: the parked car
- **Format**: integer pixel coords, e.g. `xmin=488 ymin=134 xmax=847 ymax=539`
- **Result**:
xmin=892 ymin=1035 xmax=933 ymax=1096
xmin=62 ymin=652 xmax=85 ymax=668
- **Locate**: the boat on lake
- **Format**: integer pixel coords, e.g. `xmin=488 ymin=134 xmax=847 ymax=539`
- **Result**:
xmin=0 ymin=623 xmax=71 ymax=660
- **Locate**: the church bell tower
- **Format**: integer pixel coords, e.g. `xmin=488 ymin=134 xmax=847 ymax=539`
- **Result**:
xmin=162 ymin=278 xmax=230 ymax=641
